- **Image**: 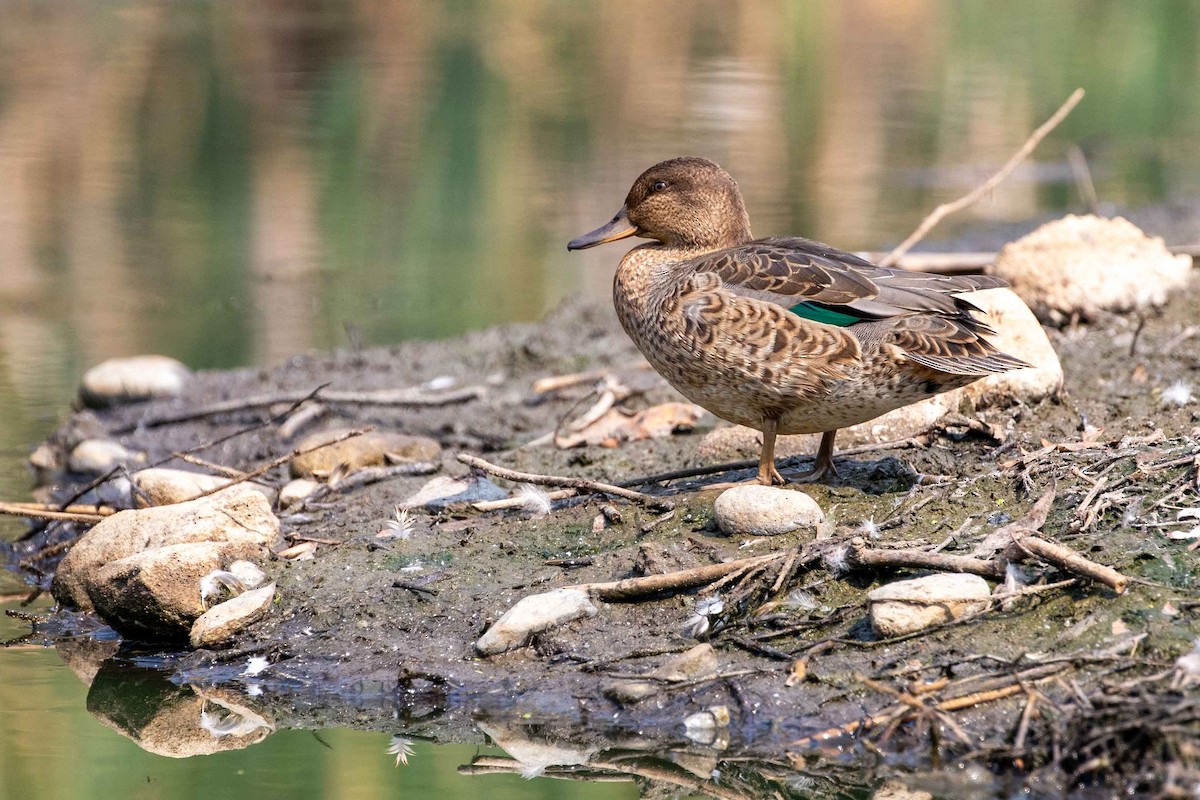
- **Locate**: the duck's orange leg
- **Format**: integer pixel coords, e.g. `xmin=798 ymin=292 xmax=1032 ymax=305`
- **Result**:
xmin=757 ymin=417 xmax=786 ymax=485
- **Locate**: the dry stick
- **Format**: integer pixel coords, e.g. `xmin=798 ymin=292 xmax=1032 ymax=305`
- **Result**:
xmin=0 ymin=502 xmax=106 ymax=524
xmin=472 ymin=488 xmax=576 ymax=512
xmin=568 ymin=552 xmax=786 ymax=601
xmin=0 ymin=501 xmax=114 ymax=517
xmin=530 ymin=362 xmax=653 ymax=396
xmin=191 ymin=427 xmax=373 ymax=502
xmin=847 ymin=537 xmax=1008 ymax=580
xmin=457 ymin=453 xmax=673 ymax=511
xmin=171 ymin=452 xmax=248 ymax=479
xmin=126 ymin=385 xmax=482 ymax=430
xmin=1007 ymin=529 xmax=1128 ymax=593
xmin=880 ymin=87 xmax=1086 ymax=268
xmin=471 ymin=436 xmax=925 ymax=512
xmin=297 ymin=462 xmax=438 ymax=508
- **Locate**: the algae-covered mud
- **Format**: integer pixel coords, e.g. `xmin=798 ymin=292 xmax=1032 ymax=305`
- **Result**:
xmin=6 ymin=275 xmax=1200 ymax=796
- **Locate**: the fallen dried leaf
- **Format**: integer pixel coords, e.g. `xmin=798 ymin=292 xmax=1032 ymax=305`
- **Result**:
xmin=555 ymin=402 xmax=707 ymax=448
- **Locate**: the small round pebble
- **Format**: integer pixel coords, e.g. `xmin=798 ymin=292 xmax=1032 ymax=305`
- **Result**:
xmin=713 ymin=484 xmax=824 ymax=536
xmin=867 ymin=573 xmax=991 ymax=637
xmin=68 ymin=439 xmax=138 ymax=474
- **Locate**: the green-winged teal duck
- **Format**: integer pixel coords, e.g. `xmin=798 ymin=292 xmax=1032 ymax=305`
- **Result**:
xmin=569 ymin=156 xmax=1028 ymax=485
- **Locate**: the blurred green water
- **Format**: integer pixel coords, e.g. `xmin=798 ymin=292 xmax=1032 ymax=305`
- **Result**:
xmin=0 ymin=1 xmax=1197 ymax=798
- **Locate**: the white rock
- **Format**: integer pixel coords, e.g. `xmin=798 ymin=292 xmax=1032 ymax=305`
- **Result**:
xmin=190 ymin=583 xmax=276 ymax=648
xmin=279 ymin=478 xmax=321 ymax=506
xmin=867 ymin=573 xmax=992 ymax=637
xmin=132 ymin=468 xmax=277 ymax=507
xmin=68 ymin=439 xmax=140 ymax=474
xmin=475 ymin=588 xmax=598 ymax=655
xmin=227 ymin=560 xmax=266 ymax=589
xmin=682 ymin=705 xmax=731 ymax=746
xmin=713 ymin=485 xmax=824 ymax=536
xmin=52 ymin=485 xmax=279 ymax=611
xmin=80 ymin=355 xmax=191 ymax=408
xmin=958 ymin=287 xmax=1063 ymax=406
xmin=87 ymin=541 xmax=267 ymax=640
xmin=993 ymin=214 xmax=1193 ymax=325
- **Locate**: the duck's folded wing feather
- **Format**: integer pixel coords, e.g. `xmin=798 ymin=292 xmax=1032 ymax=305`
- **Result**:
xmin=695 ymin=237 xmax=1005 ymax=323
xmin=885 ymin=315 xmax=1032 ymax=375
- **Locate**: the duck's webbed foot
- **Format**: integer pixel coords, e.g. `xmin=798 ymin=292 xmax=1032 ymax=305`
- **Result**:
xmin=787 ymin=429 xmax=839 ymax=484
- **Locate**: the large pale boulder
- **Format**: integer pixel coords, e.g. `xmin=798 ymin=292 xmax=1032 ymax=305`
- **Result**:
xmin=993 ymin=214 xmax=1192 ymax=324
xmin=80 ymin=355 xmax=191 ymax=408
xmin=958 ymin=287 xmax=1063 ymax=406
xmin=53 ymin=485 xmax=279 ymax=610
xmin=290 ymin=428 xmax=441 ymax=477
xmin=87 ymin=542 xmax=266 ymax=640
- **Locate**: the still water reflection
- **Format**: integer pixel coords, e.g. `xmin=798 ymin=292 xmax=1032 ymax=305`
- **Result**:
xmin=1 ymin=1 xmax=1199 ymax=798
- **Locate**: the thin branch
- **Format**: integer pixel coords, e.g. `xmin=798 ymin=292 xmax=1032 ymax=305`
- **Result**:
xmin=456 ymin=453 xmax=673 ymax=511
xmin=568 ymin=552 xmax=787 ymax=601
xmin=0 ymin=501 xmax=113 ymax=519
xmin=881 ymin=88 xmax=1085 ymax=267
xmin=126 ymin=385 xmax=482 ymax=430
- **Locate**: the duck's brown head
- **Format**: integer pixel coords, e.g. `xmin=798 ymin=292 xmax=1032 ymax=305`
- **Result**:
xmin=568 ymin=157 xmax=753 ymax=251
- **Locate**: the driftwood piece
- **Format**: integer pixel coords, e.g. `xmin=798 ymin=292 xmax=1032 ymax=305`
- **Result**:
xmin=847 ymin=537 xmax=1008 ymax=580
xmin=1007 ymin=530 xmax=1129 ymax=593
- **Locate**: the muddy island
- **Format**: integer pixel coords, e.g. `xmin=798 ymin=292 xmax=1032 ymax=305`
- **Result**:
xmin=5 ymin=220 xmax=1200 ymax=797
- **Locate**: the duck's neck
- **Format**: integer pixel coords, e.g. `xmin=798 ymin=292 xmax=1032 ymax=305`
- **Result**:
xmin=612 ymin=243 xmax=711 ymax=341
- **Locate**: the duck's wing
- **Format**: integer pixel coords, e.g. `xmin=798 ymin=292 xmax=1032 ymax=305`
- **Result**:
xmin=690 ymin=237 xmax=1029 ymax=375
xmin=693 ymin=237 xmax=1006 ymax=325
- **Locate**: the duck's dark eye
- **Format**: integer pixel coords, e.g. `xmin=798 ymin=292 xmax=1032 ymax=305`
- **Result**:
xmin=651 ymin=180 xmax=669 ymax=193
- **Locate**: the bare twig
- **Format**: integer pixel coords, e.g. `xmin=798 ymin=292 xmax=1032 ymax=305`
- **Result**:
xmin=471 ymin=488 xmax=577 ymax=512
xmin=881 ymin=88 xmax=1085 ymax=267
xmin=128 ymin=385 xmax=482 ymax=430
xmin=170 ymin=453 xmax=248 ymax=479
xmin=0 ymin=502 xmax=105 ymax=524
xmin=457 ymin=453 xmax=673 ymax=511
xmin=568 ymin=552 xmax=787 ymax=601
